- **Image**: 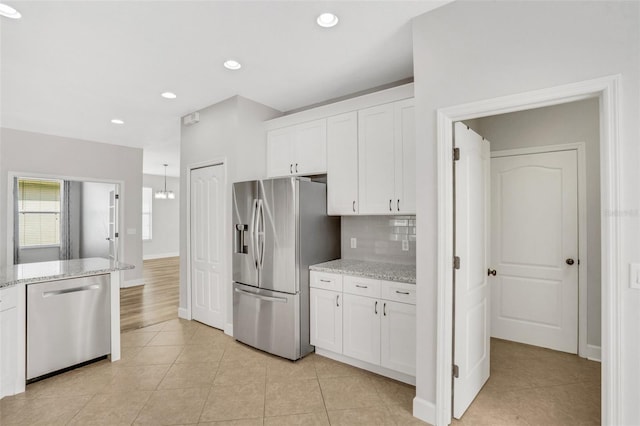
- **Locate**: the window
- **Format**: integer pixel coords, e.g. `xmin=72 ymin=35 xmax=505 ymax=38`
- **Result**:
xmin=142 ymin=187 xmax=152 ymax=241
xmin=18 ymin=179 xmax=62 ymax=247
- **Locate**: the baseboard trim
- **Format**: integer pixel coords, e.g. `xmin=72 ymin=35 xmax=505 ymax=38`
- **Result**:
xmin=315 ymin=348 xmax=415 ymax=385
xmin=121 ymin=279 xmax=145 ymax=288
xmin=587 ymin=344 xmax=601 ymax=362
xmin=224 ymin=322 xmax=233 ymax=337
xmin=413 ymin=396 xmax=436 ymax=425
xmin=143 ymin=252 xmax=179 ymax=260
xmin=178 ymin=308 xmax=189 ymax=320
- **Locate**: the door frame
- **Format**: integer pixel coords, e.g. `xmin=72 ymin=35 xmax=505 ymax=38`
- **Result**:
xmin=491 ymin=142 xmax=588 ymax=358
xmin=6 ymin=171 xmax=124 ymax=268
xmin=435 ymin=75 xmax=621 ymax=426
xmin=184 ymin=158 xmax=228 ymax=331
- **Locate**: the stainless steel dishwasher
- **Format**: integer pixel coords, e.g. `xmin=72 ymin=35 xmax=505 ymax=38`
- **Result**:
xmin=27 ymin=274 xmax=110 ymax=380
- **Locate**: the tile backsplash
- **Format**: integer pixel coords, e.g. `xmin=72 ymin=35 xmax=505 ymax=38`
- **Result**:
xmin=341 ymin=216 xmax=416 ymax=265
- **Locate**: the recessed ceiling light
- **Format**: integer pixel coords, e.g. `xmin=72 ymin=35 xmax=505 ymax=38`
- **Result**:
xmin=223 ymin=60 xmax=242 ymax=70
xmin=161 ymin=92 xmax=177 ymax=99
xmin=0 ymin=3 xmax=21 ymax=19
xmin=317 ymin=12 xmax=338 ymax=28
xmin=111 ymin=119 xmax=124 ymax=125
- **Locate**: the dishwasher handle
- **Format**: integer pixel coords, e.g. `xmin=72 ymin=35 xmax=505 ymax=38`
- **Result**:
xmin=42 ymin=284 xmax=101 ymax=298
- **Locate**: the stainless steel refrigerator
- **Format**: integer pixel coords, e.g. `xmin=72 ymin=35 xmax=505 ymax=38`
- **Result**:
xmin=232 ymin=177 xmax=340 ymax=360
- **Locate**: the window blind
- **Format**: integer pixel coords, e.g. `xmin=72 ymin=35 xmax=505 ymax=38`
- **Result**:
xmin=18 ymin=179 xmax=61 ymax=246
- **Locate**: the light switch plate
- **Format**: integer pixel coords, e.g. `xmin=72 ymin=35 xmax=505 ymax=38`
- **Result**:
xmin=350 ymin=238 xmax=357 ymax=249
xmin=630 ymin=263 xmax=640 ymax=289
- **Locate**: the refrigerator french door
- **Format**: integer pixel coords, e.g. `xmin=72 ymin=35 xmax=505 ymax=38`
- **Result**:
xmin=232 ymin=177 xmax=340 ymax=360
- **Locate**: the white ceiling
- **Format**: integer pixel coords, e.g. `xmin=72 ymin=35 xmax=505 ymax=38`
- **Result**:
xmin=1 ymin=1 xmax=450 ymax=177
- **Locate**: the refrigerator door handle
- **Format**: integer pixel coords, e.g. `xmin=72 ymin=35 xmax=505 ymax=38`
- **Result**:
xmin=251 ymin=199 xmax=259 ymax=270
xmin=257 ymin=199 xmax=266 ymax=270
xmin=234 ymin=287 xmax=287 ymax=303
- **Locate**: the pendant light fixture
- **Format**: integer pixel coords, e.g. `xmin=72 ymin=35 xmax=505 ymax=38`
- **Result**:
xmin=155 ymin=164 xmax=175 ymax=199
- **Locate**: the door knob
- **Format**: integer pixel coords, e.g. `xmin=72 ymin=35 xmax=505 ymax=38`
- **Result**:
xmin=487 ymin=268 xmax=497 ymax=276
xmin=566 ymin=258 xmax=575 ymax=265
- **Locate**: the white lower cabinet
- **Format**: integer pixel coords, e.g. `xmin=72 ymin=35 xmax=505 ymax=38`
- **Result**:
xmin=310 ymin=271 xmax=416 ymax=383
xmin=343 ymin=293 xmax=381 ymax=365
xmin=380 ymin=300 xmax=416 ymax=376
xmin=310 ymin=288 xmax=342 ymax=354
xmin=0 ymin=286 xmax=21 ymax=399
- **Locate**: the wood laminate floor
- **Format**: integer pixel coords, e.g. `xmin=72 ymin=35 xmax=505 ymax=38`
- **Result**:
xmin=120 ymin=257 xmax=180 ymax=332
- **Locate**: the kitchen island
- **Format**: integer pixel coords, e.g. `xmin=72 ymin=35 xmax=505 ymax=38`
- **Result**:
xmin=0 ymin=257 xmax=133 ymax=399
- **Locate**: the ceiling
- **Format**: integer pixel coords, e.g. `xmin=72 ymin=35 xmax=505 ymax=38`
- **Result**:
xmin=0 ymin=1 xmax=450 ymax=177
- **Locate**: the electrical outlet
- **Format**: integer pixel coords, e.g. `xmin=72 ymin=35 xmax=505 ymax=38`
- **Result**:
xmin=350 ymin=237 xmax=357 ymax=249
xmin=402 ymin=240 xmax=409 ymax=251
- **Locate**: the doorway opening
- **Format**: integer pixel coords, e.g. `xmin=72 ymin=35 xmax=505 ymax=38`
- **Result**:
xmin=451 ymin=98 xmax=601 ymax=422
xmin=435 ymin=75 xmax=620 ymax=426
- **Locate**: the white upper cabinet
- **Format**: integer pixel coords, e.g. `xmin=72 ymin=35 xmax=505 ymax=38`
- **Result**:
xmin=327 ymin=112 xmax=359 ymax=215
xmin=358 ymin=103 xmax=397 ymax=214
xmin=267 ymin=119 xmax=327 ymax=177
xmin=394 ymin=99 xmax=416 ymax=214
xmin=355 ymin=99 xmax=416 ymax=215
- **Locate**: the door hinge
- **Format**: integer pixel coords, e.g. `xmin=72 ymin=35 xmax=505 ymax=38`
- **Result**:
xmin=452 ymin=364 xmax=459 ymax=378
xmin=453 ymin=147 xmax=460 ymax=161
xmin=115 ymin=194 xmax=119 ymax=200
xmin=454 ymin=256 xmax=461 ymax=270
xmin=114 ymin=232 xmax=119 ymax=238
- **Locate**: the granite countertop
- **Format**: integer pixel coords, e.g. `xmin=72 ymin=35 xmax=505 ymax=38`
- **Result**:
xmin=0 ymin=257 xmax=134 ymax=289
xmin=310 ymin=259 xmax=416 ymax=284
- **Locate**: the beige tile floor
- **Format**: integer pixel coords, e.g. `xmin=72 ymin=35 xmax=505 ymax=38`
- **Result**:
xmin=0 ymin=319 xmax=424 ymax=426
xmin=0 ymin=319 xmax=600 ymax=425
xmin=453 ymin=338 xmax=601 ymax=425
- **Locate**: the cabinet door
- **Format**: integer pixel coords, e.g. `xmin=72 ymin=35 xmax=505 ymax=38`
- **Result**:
xmin=267 ymin=127 xmax=294 ymax=177
xmin=381 ymin=300 xmax=416 ymax=376
xmin=294 ymin=119 xmax=327 ymax=175
xmin=394 ymin=99 xmax=416 ymax=214
xmin=358 ymin=104 xmax=396 ymax=214
xmin=327 ymin=112 xmax=358 ymax=215
xmin=310 ymin=288 xmax=342 ymax=353
xmin=343 ymin=293 xmax=380 ymax=365
xmin=0 ymin=306 xmax=17 ymax=397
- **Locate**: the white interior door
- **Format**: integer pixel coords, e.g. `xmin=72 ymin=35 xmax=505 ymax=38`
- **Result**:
xmin=453 ymin=123 xmax=490 ymax=419
xmin=108 ymin=189 xmax=118 ymax=262
xmin=190 ymin=164 xmax=225 ymax=329
xmin=490 ymin=150 xmax=578 ymax=353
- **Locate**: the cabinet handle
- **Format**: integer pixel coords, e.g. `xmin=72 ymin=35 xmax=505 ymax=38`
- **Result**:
xmin=397 ymin=199 xmax=400 ymax=211
xmin=290 ymin=164 xmax=293 ymax=174
xmin=383 ymin=302 xmax=387 ymax=316
xmin=395 ymin=290 xmax=410 ymax=295
xmin=352 ymin=201 xmax=356 ymax=212
xmin=295 ymin=163 xmax=299 ymax=173
xmin=336 ymin=294 xmax=340 ymax=307
xmin=375 ymin=300 xmax=378 ymax=314
xmin=389 ymin=199 xmax=392 ymax=211
xmin=355 ymin=284 xmax=368 ymax=289
xmin=320 ymin=279 xmax=331 ymax=283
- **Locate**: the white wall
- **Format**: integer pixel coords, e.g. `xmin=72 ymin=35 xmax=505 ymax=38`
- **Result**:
xmin=80 ymin=181 xmax=114 ymax=259
xmin=0 ymin=128 xmax=144 ymax=284
xmin=179 ymin=96 xmax=281 ymax=331
xmin=412 ymin=1 xmax=639 ymax=423
xmin=142 ymin=174 xmax=179 ymax=259
xmin=466 ymin=99 xmax=601 ymax=347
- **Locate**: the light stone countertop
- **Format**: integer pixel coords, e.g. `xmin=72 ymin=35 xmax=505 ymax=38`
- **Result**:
xmin=309 ymin=259 xmax=416 ymax=284
xmin=0 ymin=257 xmax=134 ymax=289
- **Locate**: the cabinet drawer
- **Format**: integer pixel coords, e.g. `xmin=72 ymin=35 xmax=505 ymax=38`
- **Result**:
xmin=381 ymin=281 xmax=416 ymax=305
xmin=0 ymin=286 xmax=17 ymax=312
xmin=343 ymin=275 xmax=380 ymax=298
xmin=310 ymin=271 xmax=343 ymax=292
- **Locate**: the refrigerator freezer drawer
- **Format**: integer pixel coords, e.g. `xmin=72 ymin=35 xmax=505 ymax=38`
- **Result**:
xmin=232 ymin=282 xmax=300 ymax=360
